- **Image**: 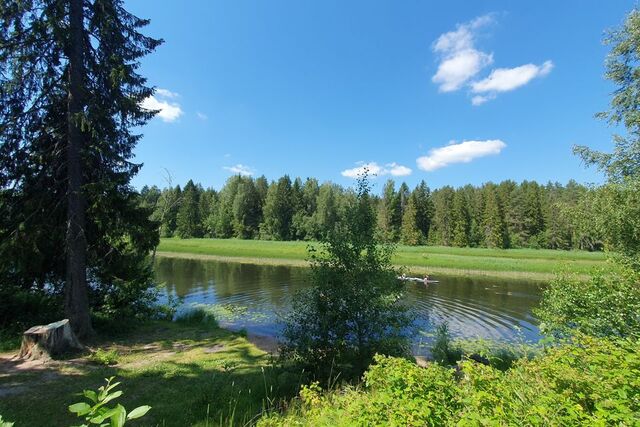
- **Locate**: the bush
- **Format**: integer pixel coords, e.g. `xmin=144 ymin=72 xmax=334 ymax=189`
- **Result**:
xmin=260 ymin=336 xmax=640 ymax=426
xmin=281 ymin=173 xmax=412 ymax=381
xmin=89 ymin=348 xmax=119 ymax=366
xmin=428 ymin=323 xmax=537 ymax=370
xmin=536 ymin=267 xmax=640 ymax=338
xmin=430 ymin=322 xmax=461 ymax=365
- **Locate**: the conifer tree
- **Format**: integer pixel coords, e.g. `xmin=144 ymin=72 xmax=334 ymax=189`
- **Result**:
xmin=378 ymin=180 xmax=401 ymax=241
xmin=451 ymin=190 xmax=471 ymax=247
xmin=401 ymin=195 xmax=422 ymax=245
xmin=0 ymin=0 xmax=162 ymax=337
xmin=413 ymin=180 xmax=434 ymax=241
xmin=431 ymin=186 xmax=455 ymax=245
xmin=482 ymin=186 xmax=509 ymax=248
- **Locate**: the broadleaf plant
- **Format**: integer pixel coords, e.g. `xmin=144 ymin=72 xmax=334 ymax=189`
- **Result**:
xmin=69 ymin=377 xmax=151 ymax=427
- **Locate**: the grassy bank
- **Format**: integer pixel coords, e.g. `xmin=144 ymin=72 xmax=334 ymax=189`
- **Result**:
xmin=0 ymin=321 xmax=300 ymax=427
xmin=157 ymin=238 xmax=609 ymax=281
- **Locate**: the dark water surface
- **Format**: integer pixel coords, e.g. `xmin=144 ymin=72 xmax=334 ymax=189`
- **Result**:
xmin=155 ymin=257 xmax=543 ymax=353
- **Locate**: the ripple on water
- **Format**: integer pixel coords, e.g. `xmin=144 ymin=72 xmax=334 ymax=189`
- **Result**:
xmin=155 ymin=257 xmax=543 ymax=349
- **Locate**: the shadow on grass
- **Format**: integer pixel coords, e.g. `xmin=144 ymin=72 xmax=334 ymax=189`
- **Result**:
xmin=0 ymin=321 xmax=305 ymax=427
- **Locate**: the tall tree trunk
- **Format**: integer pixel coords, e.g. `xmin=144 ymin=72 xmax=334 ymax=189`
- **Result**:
xmin=65 ymin=0 xmax=93 ymax=340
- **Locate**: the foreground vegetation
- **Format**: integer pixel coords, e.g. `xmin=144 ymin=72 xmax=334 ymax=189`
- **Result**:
xmin=0 ymin=320 xmax=300 ymax=426
xmin=158 ymin=238 xmax=608 ymax=280
xmin=260 ymin=336 xmax=640 ymax=426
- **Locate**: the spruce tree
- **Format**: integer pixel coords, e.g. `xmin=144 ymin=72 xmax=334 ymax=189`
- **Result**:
xmin=413 ymin=180 xmax=434 ymax=241
xmin=0 ymin=0 xmax=162 ymax=337
xmin=431 ymin=186 xmax=455 ymax=245
xmin=378 ymin=180 xmax=401 ymax=241
xmin=482 ymin=186 xmax=509 ymax=249
xmin=451 ymin=190 xmax=471 ymax=247
xmin=400 ymin=194 xmax=422 ymax=245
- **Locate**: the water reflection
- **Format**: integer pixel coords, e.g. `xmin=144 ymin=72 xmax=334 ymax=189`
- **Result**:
xmin=155 ymin=257 xmax=543 ymax=353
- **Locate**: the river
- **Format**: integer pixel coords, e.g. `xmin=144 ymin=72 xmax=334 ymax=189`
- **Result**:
xmin=155 ymin=257 xmax=543 ymax=354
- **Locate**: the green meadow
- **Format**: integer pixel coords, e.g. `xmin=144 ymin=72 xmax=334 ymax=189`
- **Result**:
xmin=157 ymin=238 xmax=609 ymax=281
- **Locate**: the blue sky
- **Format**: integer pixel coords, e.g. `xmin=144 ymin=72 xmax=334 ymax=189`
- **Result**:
xmin=128 ymin=1 xmax=632 ymax=192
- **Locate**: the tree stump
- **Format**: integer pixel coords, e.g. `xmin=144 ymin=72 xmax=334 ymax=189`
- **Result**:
xmin=19 ymin=319 xmax=84 ymax=360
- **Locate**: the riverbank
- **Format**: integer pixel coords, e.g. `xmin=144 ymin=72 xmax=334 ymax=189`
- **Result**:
xmin=157 ymin=238 xmax=608 ymax=281
xmin=0 ymin=321 xmax=298 ymax=427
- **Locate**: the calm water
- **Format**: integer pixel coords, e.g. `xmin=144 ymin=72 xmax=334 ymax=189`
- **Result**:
xmin=155 ymin=257 xmax=543 ymax=353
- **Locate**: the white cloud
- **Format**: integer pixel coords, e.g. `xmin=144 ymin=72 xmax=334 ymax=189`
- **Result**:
xmin=341 ymin=162 xmax=383 ymax=178
xmin=431 ymin=16 xmax=554 ymax=104
xmin=387 ymin=162 xmax=412 ymax=176
xmin=433 ymin=51 xmax=493 ymax=92
xmin=196 ymin=111 xmax=208 ymax=120
xmin=224 ymin=164 xmax=254 ymax=176
xmin=416 ymin=139 xmax=506 ymax=171
xmin=341 ymin=161 xmax=412 ymax=179
xmin=471 ymin=94 xmax=494 ymax=106
xmin=432 ymin=15 xmax=494 ymax=92
xmin=155 ymin=88 xmax=179 ymax=98
xmin=471 ymin=60 xmax=553 ymax=94
xmin=141 ymin=88 xmax=184 ymax=123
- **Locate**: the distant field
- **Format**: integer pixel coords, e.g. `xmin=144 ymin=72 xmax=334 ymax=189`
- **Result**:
xmin=157 ymin=238 xmax=610 ymax=281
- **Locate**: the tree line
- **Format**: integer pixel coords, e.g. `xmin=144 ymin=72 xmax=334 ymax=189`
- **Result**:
xmin=141 ymin=175 xmax=599 ymax=250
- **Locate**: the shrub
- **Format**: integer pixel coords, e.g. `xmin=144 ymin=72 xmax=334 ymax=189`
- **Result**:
xmin=281 ymin=173 xmax=412 ymax=381
xmin=536 ymin=267 xmax=640 ymax=338
xmin=430 ymin=322 xmax=461 ymax=365
xmin=89 ymin=348 xmax=120 ymax=366
xmin=260 ymin=336 xmax=640 ymax=426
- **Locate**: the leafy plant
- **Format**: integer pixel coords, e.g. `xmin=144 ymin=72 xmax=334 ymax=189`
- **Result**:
xmin=0 ymin=415 xmax=14 ymax=427
xmin=536 ymin=267 xmax=640 ymax=338
xmin=281 ymin=172 xmax=412 ymax=380
xmin=89 ymin=349 xmax=119 ymax=366
xmin=430 ymin=322 xmax=461 ymax=365
xmin=260 ymin=336 xmax=640 ymax=426
xmin=68 ymin=377 xmax=151 ymax=427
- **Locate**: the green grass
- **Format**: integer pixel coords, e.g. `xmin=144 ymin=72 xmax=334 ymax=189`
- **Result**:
xmin=157 ymin=238 xmax=610 ymax=281
xmin=0 ymin=321 xmax=302 ymax=427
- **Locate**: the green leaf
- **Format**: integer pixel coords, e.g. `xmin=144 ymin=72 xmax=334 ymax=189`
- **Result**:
xmin=101 ymin=390 xmax=123 ymax=405
xmin=69 ymin=402 xmax=92 ymax=416
xmin=89 ymin=413 xmax=107 ymax=424
xmin=127 ymin=405 xmax=151 ymax=420
xmin=83 ymin=390 xmax=98 ymax=404
xmin=110 ymin=404 xmax=126 ymax=427
xmin=89 ymin=407 xmax=120 ymax=425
